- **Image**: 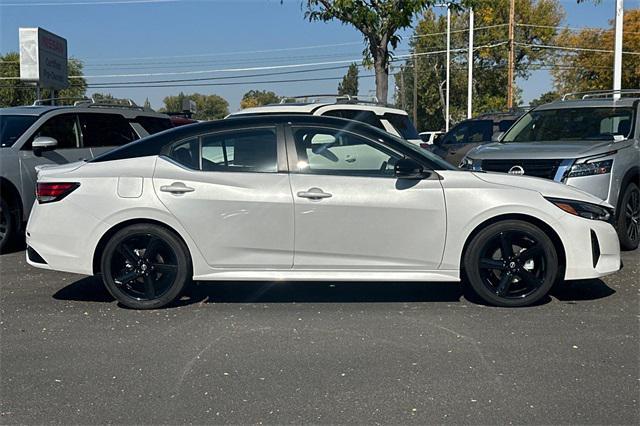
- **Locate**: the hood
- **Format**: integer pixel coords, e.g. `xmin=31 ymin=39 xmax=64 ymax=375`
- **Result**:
xmin=468 ymin=139 xmax=624 ymax=160
xmin=472 ymin=172 xmax=611 ymax=207
xmin=36 ymin=161 xmax=85 ymax=178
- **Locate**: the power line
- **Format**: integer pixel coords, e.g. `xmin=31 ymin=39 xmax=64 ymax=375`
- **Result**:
xmin=516 ymin=42 xmax=640 ymax=55
xmin=0 ymin=0 xmax=177 ymax=6
xmin=517 ymin=23 xmax=640 ymax=35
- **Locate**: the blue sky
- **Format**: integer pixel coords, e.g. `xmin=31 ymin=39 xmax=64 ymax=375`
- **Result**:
xmin=0 ymin=0 xmax=636 ymax=112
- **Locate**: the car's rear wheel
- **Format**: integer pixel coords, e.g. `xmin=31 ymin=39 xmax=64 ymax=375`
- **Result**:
xmin=463 ymin=220 xmax=558 ymax=307
xmin=617 ymin=182 xmax=639 ymax=251
xmin=0 ymin=197 xmax=16 ymax=253
xmin=100 ymin=224 xmax=191 ymax=309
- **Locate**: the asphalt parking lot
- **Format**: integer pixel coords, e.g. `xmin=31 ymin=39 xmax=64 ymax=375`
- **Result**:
xmin=0 ymin=248 xmax=638 ymax=425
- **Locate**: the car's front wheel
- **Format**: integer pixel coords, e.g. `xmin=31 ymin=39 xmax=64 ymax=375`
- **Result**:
xmin=617 ymin=182 xmax=639 ymax=251
xmin=463 ymin=220 xmax=558 ymax=307
xmin=100 ymin=224 xmax=191 ymax=309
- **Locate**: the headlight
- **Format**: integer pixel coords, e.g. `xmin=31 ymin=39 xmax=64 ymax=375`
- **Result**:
xmin=545 ymin=197 xmax=612 ymax=222
xmin=459 ymin=157 xmax=480 ymax=170
xmin=566 ymin=159 xmax=613 ymax=178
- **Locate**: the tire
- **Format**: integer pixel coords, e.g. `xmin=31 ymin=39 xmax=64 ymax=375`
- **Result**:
xmin=463 ymin=220 xmax=558 ymax=307
xmin=0 ymin=197 xmax=16 ymax=253
xmin=100 ymin=224 xmax=191 ymax=309
xmin=616 ymin=182 xmax=640 ymax=251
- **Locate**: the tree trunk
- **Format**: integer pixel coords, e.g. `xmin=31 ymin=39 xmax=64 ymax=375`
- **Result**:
xmin=374 ymin=59 xmax=389 ymax=105
xmin=371 ymin=42 xmax=389 ymax=105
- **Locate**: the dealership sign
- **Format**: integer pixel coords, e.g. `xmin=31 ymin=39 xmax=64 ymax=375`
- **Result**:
xmin=19 ymin=27 xmax=68 ymax=90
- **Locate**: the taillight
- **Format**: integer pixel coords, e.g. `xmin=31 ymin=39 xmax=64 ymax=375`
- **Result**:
xmin=420 ymin=143 xmax=430 ymax=149
xmin=36 ymin=182 xmax=80 ymax=204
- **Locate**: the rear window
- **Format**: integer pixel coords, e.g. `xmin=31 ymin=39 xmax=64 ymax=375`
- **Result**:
xmin=383 ymin=113 xmax=420 ymax=140
xmin=135 ymin=116 xmax=174 ymax=135
xmin=0 ymin=115 xmax=38 ymax=147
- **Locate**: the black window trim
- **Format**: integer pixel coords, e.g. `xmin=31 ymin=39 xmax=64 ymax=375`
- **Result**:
xmin=283 ymin=123 xmax=435 ymax=179
xmin=162 ymin=124 xmax=286 ymax=173
xmin=22 ymin=112 xmax=82 ymax=151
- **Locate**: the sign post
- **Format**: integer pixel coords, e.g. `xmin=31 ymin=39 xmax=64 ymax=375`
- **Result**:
xmin=19 ymin=27 xmax=68 ymax=102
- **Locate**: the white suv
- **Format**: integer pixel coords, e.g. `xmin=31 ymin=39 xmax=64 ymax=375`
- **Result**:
xmin=229 ymin=95 xmax=421 ymax=145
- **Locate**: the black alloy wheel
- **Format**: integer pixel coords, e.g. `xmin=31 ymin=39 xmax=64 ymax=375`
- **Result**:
xmin=617 ymin=182 xmax=640 ymax=251
xmin=464 ymin=220 xmax=558 ymax=307
xmin=101 ymin=224 xmax=191 ymax=309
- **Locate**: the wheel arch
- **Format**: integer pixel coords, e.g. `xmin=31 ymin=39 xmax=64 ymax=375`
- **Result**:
xmin=459 ymin=213 xmax=567 ymax=281
xmin=616 ymin=166 xmax=639 ymax=215
xmin=92 ymin=218 xmax=192 ymax=275
xmin=0 ymin=177 xmax=23 ymax=223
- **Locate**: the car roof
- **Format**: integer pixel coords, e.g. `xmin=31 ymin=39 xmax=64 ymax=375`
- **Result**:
xmin=534 ymin=98 xmax=638 ymax=110
xmin=0 ymin=104 xmax=170 ymax=119
xmin=230 ymin=102 xmax=409 ymax=116
xmin=92 ymin=114 xmax=400 ymax=163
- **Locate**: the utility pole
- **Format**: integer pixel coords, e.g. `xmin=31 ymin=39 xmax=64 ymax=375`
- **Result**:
xmin=613 ymin=0 xmax=624 ymax=99
xmin=445 ymin=3 xmax=451 ymax=131
xmin=400 ymin=66 xmax=406 ymax=110
xmin=467 ymin=7 xmax=474 ymax=119
xmin=413 ymin=60 xmax=418 ymax=126
xmin=507 ymin=0 xmax=515 ymax=109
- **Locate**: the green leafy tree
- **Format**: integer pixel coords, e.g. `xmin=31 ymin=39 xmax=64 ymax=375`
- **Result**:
xmin=552 ymin=9 xmax=640 ymax=94
xmin=529 ymin=90 xmax=558 ymax=106
xmin=396 ymin=0 xmax=564 ymax=131
xmin=161 ymin=92 xmax=229 ymax=120
xmin=0 ymin=52 xmax=87 ymax=107
xmin=305 ymin=1 xmax=472 ymax=104
xmin=240 ymin=90 xmax=281 ymax=109
xmin=338 ymin=63 xmax=359 ymax=96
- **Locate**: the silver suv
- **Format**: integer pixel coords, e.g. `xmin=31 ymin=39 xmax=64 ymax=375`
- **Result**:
xmin=461 ymin=90 xmax=639 ymax=250
xmin=0 ymin=98 xmax=173 ymax=251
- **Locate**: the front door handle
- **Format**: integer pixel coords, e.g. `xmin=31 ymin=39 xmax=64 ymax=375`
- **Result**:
xmin=297 ymin=187 xmax=332 ymax=200
xmin=160 ymin=182 xmax=195 ymax=194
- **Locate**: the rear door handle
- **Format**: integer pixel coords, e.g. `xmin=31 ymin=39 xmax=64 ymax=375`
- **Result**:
xmin=297 ymin=187 xmax=332 ymax=200
xmin=160 ymin=182 xmax=195 ymax=194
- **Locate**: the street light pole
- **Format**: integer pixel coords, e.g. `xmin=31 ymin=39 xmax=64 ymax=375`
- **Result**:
xmin=613 ymin=0 xmax=624 ymax=99
xmin=467 ymin=7 xmax=474 ymax=119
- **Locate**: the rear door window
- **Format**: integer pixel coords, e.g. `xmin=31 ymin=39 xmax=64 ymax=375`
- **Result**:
xmin=201 ymin=128 xmax=278 ymax=173
xmin=0 ymin=115 xmax=38 ymax=147
xmin=78 ymin=113 xmax=138 ymax=147
xmin=134 ymin=116 xmax=174 ymax=135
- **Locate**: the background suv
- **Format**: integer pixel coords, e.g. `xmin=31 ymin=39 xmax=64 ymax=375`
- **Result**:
xmin=0 ymin=98 xmax=173 ymax=251
xmin=428 ymin=111 xmax=523 ymax=166
xmin=229 ymin=95 xmax=421 ymax=145
xmin=461 ymin=91 xmax=639 ymax=250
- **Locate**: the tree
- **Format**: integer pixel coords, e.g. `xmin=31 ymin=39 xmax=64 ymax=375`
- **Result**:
xmin=529 ymin=90 xmax=558 ymax=106
xmin=305 ymin=1 xmax=466 ymax=104
xmin=338 ymin=63 xmax=359 ymax=96
xmin=240 ymin=90 xmax=281 ymax=109
xmin=396 ymin=0 xmax=564 ymax=131
xmin=0 ymin=52 xmax=87 ymax=107
xmin=551 ymin=9 xmax=640 ymax=94
xmin=161 ymin=92 xmax=229 ymax=120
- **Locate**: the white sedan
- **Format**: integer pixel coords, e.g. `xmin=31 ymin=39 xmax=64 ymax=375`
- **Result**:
xmin=26 ymin=115 xmax=621 ymax=309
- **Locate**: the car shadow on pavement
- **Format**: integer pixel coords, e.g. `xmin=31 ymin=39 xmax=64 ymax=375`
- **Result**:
xmin=551 ymin=279 xmax=616 ymax=302
xmin=52 ymin=277 xmax=616 ymax=308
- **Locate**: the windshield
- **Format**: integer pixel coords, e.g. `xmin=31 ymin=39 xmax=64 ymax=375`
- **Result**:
xmin=502 ymin=107 xmax=634 ymax=142
xmin=383 ymin=113 xmax=420 ymax=140
xmin=0 ymin=115 xmax=39 ymax=147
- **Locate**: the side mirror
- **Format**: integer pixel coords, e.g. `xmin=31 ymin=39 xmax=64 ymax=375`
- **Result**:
xmin=491 ymin=131 xmax=504 ymax=142
xmin=32 ymin=136 xmax=58 ymax=156
xmin=395 ymin=158 xmax=428 ymax=179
